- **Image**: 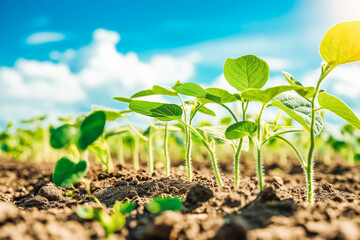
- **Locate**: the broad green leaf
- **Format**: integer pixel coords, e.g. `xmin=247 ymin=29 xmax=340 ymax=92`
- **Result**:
xmin=225 ymin=121 xmax=257 ymax=140
xmin=224 ymin=55 xmax=269 ymax=91
xmin=271 ymin=94 xmax=323 ymax=135
xmin=146 ymin=197 xmax=182 ymax=213
xmin=282 ymin=72 xmax=316 ymax=98
xmin=50 ymin=125 xmax=76 ymax=149
xmin=198 ymin=105 xmax=216 ymax=116
xmin=318 ymin=92 xmax=360 ymax=130
xmin=129 ymin=100 xmax=182 ymax=121
xmin=198 ymin=88 xmax=237 ymax=104
xmin=174 ymin=83 xmax=221 ymax=103
xmin=220 ymin=116 xmax=232 ymax=125
xmin=113 ymin=97 xmax=133 ymax=103
xmin=53 ymin=157 xmax=88 ymax=187
xmin=78 ymin=111 xmax=106 ymax=150
xmin=320 ymin=21 xmax=360 ymax=67
xmin=173 ymin=82 xmax=207 ymax=98
xmin=113 ymin=201 xmax=135 ymax=215
xmin=131 ymin=85 xmax=177 ymax=98
xmin=241 ymin=85 xmax=302 ymax=104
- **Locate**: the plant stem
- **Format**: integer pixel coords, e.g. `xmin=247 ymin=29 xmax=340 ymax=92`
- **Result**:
xmin=273 ymin=135 xmax=307 ymax=169
xmin=220 ymin=103 xmax=238 ymax=122
xmin=133 ymin=135 xmax=140 ymax=170
xmin=147 ymin=132 xmax=154 ymax=173
xmin=118 ymin=136 xmax=124 ymax=165
xmin=256 ymin=104 xmax=266 ymax=191
xmin=82 ymin=179 xmax=102 ymax=206
xmin=234 ymin=101 xmax=247 ymax=187
xmin=177 ymin=94 xmax=192 ymax=181
xmin=164 ymin=122 xmax=170 ymax=176
xmin=179 ymin=119 xmax=223 ymax=187
xmin=306 ymin=64 xmax=333 ymax=203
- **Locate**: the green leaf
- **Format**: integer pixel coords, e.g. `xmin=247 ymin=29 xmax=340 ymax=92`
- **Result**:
xmin=50 ymin=125 xmax=76 ymax=149
xmin=129 ymin=100 xmax=182 ymax=121
xmin=131 ymin=85 xmax=177 ymax=98
xmin=146 ymin=197 xmax=182 ymax=214
xmin=173 ymin=82 xmax=208 ymax=98
xmin=320 ymin=21 xmax=360 ymax=67
xmin=52 ymin=157 xmax=88 ymax=187
xmin=77 ymin=111 xmax=106 ymax=150
xmin=225 ymin=121 xmax=257 ymax=140
xmin=224 ymin=55 xmax=269 ymax=91
xmin=271 ymin=94 xmax=323 ymax=135
xmin=241 ymin=85 xmax=302 ymax=104
xmin=113 ymin=97 xmax=133 ymax=103
xmin=318 ymin=92 xmax=360 ymax=130
xmin=92 ymin=106 xmax=123 ymax=121
xmin=113 ymin=201 xmax=135 ymax=215
xmin=220 ymin=116 xmax=232 ymax=125
xmin=282 ymin=72 xmax=316 ymax=99
xmin=76 ymin=206 xmax=95 ymax=219
xmin=198 ymin=88 xmax=237 ymax=104
xmin=198 ymin=105 xmax=216 ymax=116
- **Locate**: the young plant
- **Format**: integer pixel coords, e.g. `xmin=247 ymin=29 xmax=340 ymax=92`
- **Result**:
xmin=145 ymin=196 xmax=182 ymax=214
xmin=271 ymin=21 xmax=360 ymax=203
xmin=51 ymin=111 xmax=106 ymax=204
xmin=77 ymin=201 xmax=135 ymax=239
xmin=223 ymin=55 xmax=306 ymax=189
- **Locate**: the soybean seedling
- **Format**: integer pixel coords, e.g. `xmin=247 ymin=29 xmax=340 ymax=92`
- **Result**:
xmin=77 ymin=201 xmax=135 ymax=239
xmin=145 ymin=196 xmax=182 ymax=214
xmin=271 ymin=21 xmax=360 ymax=203
xmin=223 ymin=55 xmax=306 ymax=190
xmin=50 ymin=111 xmax=106 ymax=205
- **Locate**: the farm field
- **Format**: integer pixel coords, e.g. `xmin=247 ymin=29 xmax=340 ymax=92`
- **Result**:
xmin=0 ymin=156 xmax=359 ymax=240
xmin=1 ymin=2 xmax=360 ymax=240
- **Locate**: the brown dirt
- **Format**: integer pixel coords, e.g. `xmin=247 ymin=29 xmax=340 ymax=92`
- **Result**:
xmin=0 ymin=156 xmax=359 ymax=240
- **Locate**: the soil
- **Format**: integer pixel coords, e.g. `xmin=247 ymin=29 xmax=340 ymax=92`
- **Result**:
xmin=0 ymin=156 xmax=359 ymax=240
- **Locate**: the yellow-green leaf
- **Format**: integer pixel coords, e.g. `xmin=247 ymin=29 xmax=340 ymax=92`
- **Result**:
xmin=320 ymin=21 xmax=360 ymax=67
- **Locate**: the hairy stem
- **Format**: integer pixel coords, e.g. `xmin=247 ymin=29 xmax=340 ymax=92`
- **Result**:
xmin=164 ymin=122 xmax=170 ymax=176
xmin=234 ymin=101 xmax=247 ymax=187
xmin=256 ymin=104 xmax=266 ymax=191
xmin=133 ymin=136 xmax=140 ymax=170
xmin=179 ymin=119 xmax=223 ymax=187
xmin=306 ymin=64 xmax=333 ymax=203
xmin=118 ymin=136 xmax=124 ymax=165
xmin=147 ymin=133 xmax=154 ymax=173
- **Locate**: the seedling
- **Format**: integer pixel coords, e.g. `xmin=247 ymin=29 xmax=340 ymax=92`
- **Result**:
xmin=77 ymin=201 xmax=135 ymax=239
xmin=269 ymin=21 xmax=360 ymax=203
xmin=51 ymin=111 xmax=106 ymax=204
xmin=145 ymin=196 xmax=182 ymax=213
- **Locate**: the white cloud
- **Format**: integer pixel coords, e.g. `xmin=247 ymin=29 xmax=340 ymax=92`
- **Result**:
xmin=0 ymin=29 xmax=200 ymax=123
xmin=26 ymin=32 xmax=66 ymax=45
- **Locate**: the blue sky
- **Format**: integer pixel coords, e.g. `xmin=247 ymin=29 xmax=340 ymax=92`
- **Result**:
xmin=1 ymin=0 xmax=360 ymax=127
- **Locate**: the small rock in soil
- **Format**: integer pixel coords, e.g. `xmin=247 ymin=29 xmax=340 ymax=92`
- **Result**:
xmin=38 ymin=183 xmax=63 ymax=201
xmin=24 ymin=195 xmax=49 ymax=209
xmin=185 ymin=184 xmax=213 ymax=205
xmin=270 ymin=176 xmax=283 ymax=186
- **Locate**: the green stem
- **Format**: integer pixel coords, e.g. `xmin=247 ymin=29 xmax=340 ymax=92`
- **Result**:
xmin=179 ymin=119 xmax=223 ymax=187
xmin=82 ymin=179 xmax=102 ymax=206
xmin=147 ymin=133 xmax=154 ymax=173
xmin=234 ymin=101 xmax=247 ymax=187
xmin=256 ymin=104 xmax=266 ymax=191
xmin=220 ymin=103 xmax=238 ymax=122
xmin=273 ymin=135 xmax=307 ymax=169
xmin=164 ymin=122 xmax=170 ymax=176
xmin=133 ymin=135 xmax=140 ymax=170
xmin=118 ymin=136 xmax=124 ymax=165
xmin=177 ymin=94 xmax=192 ymax=181
xmin=306 ymin=64 xmax=333 ymax=203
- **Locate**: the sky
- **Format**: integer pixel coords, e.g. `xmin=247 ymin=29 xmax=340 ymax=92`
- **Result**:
xmin=1 ymin=0 xmax=360 ymax=128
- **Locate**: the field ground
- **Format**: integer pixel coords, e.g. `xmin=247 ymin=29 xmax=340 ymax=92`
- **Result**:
xmin=0 ymin=156 xmax=359 ymax=240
